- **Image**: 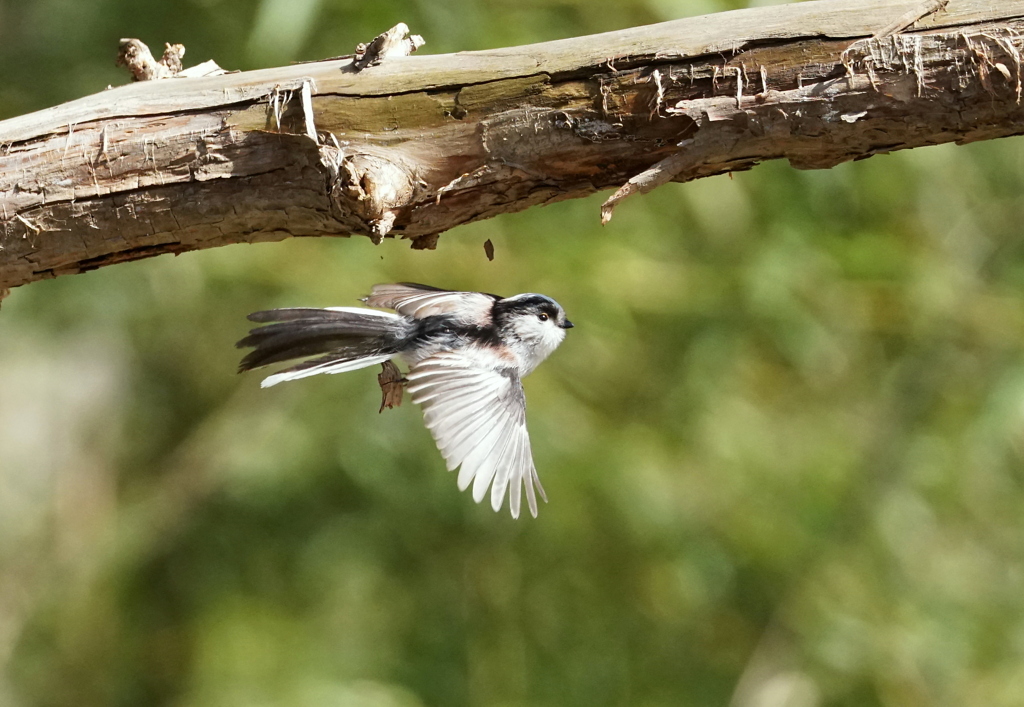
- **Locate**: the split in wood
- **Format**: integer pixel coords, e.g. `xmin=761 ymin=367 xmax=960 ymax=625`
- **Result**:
xmin=300 ymin=80 xmax=317 ymax=142
xmin=873 ymin=0 xmax=949 ymax=39
xmin=378 ymin=360 xmax=406 ymax=412
xmin=116 ymin=38 xmax=226 ymax=81
xmin=353 ymin=23 xmax=425 ymax=71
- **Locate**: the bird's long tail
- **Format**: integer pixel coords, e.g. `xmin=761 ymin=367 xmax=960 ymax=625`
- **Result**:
xmin=236 ymin=307 xmax=407 ymax=388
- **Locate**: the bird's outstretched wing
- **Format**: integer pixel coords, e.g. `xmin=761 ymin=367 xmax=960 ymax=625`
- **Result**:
xmin=406 ymin=349 xmax=547 ymax=518
xmin=363 ymin=283 xmax=498 ymax=323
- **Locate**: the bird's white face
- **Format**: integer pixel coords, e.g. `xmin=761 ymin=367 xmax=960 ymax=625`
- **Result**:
xmin=505 ymin=308 xmax=569 ymax=375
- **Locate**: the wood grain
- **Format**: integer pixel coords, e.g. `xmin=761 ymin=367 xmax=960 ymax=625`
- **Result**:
xmin=3 ymin=0 xmax=1024 ymax=289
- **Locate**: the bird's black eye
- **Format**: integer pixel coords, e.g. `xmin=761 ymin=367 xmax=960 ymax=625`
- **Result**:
xmin=538 ymin=313 xmax=549 ymax=321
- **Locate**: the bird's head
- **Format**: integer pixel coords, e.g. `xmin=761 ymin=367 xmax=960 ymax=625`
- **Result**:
xmin=495 ymin=293 xmax=573 ymax=371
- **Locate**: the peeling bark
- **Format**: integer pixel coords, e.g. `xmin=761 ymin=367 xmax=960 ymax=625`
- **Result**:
xmin=3 ymin=0 xmax=1024 ymax=290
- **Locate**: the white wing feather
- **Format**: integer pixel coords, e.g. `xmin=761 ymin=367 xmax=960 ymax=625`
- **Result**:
xmin=261 ymin=354 xmax=392 ymax=388
xmin=406 ymin=349 xmax=545 ymax=518
xmin=364 ymin=283 xmax=496 ymax=324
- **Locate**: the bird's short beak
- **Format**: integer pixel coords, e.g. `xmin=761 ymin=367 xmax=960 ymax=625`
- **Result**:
xmin=561 ymin=320 xmax=574 ymax=329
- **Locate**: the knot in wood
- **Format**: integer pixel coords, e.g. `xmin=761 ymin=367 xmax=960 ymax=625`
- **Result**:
xmin=320 ymin=146 xmax=417 ymax=243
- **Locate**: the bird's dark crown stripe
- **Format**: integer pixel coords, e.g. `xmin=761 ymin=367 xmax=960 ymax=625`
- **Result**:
xmin=494 ymin=294 xmax=561 ymax=319
xmin=505 ymin=294 xmax=556 ymax=308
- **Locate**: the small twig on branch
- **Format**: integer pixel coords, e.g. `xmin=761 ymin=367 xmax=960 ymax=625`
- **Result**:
xmin=601 ymin=143 xmax=706 ymax=224
xmin=116 ymin=38 xmax=226 ymax=81
xmin=353 ymin=23 xmax=425 ymax=71
xmin=116 ymin=39 xmax=185 ymax=80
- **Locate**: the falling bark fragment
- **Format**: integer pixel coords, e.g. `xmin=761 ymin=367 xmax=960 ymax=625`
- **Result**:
xmin=353 ymin=23 xmax=425 ymax=72
xmin=411 ymin=234 xmax=440 ymax=250
xmin=116 ymin=38 xmax=225 ymax=81
xmin=378 ymin=360 xmax=405 ymax=412
xmin=483 ymin=239 xmax=495 ymax=261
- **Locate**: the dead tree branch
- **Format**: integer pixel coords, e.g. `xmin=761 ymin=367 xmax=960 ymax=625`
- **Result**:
xmin=3 ymin=0 xmax=1024 ymax=290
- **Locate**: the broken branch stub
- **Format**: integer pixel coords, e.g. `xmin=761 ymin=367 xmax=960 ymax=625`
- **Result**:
xmin=353 ymin=23 xmax=425 ymax=71
xmin=6 ymin=1 xmax=1024 ymax=289
xmin=116 ymin=38 xmax=226 ymax=80
xmin=116 ymin=39 xmax=185 ymax=81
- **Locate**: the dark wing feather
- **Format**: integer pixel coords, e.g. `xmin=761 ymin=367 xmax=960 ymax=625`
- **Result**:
xmin=246 ymin=307 xmax=353 ymax=323
xmin=236 ymin=307 xmax=403 ymax=373
xmin=238 ymin=335 xmax=383 ymax=372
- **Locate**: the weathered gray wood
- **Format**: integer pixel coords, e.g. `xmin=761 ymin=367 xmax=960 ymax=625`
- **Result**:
xmin=3 ymin=0 xmax=1024 ymax=289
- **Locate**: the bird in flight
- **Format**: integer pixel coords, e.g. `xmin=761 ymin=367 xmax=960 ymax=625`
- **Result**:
xmin=237 ymin=283 xmax=574 ymax=518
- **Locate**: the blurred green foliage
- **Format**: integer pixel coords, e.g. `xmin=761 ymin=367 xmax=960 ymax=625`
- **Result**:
xmin=3 ymin=0 xmax=1024 ymax=705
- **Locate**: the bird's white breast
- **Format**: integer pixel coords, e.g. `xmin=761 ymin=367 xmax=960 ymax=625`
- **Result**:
xmin=506 ymin=318 xmax=566 ymax=376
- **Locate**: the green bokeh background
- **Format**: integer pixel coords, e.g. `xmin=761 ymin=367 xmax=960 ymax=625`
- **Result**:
xmin=3 ymin=1 xmax=1024 ymax=705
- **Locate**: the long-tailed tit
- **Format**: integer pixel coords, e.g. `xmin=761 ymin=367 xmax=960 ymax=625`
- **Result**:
xmin=237 ymin=283 xmax=573 ymax=518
